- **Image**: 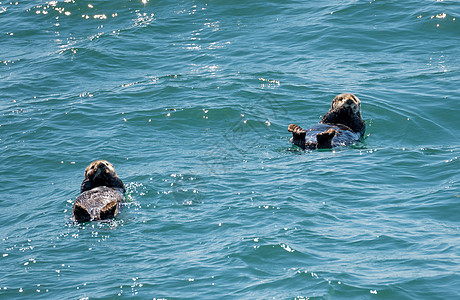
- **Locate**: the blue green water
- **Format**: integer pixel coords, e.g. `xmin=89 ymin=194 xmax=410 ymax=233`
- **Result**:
xmin=1 ymin=0 xmax=460 ymax=298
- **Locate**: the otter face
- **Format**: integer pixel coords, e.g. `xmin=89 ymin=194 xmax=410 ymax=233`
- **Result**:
xmin=331 ymin=93 xmax=361 ymax=115
xmin=84 ymin=160 xmax=116 ymax=181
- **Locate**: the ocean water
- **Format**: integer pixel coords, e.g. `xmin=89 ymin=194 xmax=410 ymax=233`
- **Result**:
xmin=1 ymin=0 xmax=459 ymax=298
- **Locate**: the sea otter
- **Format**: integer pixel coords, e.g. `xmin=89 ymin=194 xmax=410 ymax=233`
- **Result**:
xmin=288 ymin=93 xmax=365 ymax=149
xmin=72 ymin=160 xmax=126 ymax=222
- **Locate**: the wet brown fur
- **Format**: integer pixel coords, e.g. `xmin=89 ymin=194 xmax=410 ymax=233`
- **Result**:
xmin=288 ymin=93 xmax=365 ymax=150
xmin=72 ymin=160 xmax=125 ymax=222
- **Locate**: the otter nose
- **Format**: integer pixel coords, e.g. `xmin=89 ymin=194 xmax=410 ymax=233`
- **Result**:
xmin=346 ymin=99 xmax=354 ymax=105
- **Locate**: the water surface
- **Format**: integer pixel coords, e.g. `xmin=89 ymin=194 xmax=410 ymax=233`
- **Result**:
xmin=1 ymin=0 xmax=459 ymax=299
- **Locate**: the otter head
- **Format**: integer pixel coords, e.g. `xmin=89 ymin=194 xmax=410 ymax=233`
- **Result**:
xmin=84 ymin=160 xmax=117 ymax=182
xmin=331 ymin=93 xmax=361 ymax=117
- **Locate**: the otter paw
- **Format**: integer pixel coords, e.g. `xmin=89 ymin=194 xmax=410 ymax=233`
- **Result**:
xmin=288 ymin=124 xmax=307 ymax=149
xmin=316 ymin=129 xmax=336 ymax=149
xmin=73 ymin=203 xmax=91 ymax=222
xmin=100 ymin=201 xmax=118 ymax=220
xmin=288 ymin=124 xmax=306 ymax=135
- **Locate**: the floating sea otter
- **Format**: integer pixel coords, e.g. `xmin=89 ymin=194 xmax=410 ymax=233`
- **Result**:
xmin=288 ymin=93 xmax=365 ymax=149
xmin=72 ymin=160 xmax=126 ymax=222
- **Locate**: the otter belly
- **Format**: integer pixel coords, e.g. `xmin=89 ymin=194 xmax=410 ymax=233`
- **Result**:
xmin=72 ymin=186 xmax=124 ymax=222
xmin=304 ymin=124 xmax=361 ymax=147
